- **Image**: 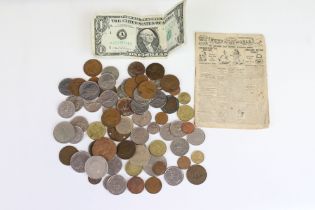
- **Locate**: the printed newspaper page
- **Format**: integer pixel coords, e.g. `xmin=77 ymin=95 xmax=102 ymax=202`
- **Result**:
xmin=195 ymin=32 xmax=269 ymax=129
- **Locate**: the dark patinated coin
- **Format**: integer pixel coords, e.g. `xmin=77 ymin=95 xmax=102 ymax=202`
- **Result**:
xmin=145 ymin=177 xmax=162 ymax=194
xmin=128 ymin=61 xmax=145 ymax=77
xmin=146 ymin=63 xmax=165 ymax=80
xmin=161 ymin=95 xmax=179 ymax=114
xmin=59 ymin=146 xmax=78 ymax=165
xmin=88 ymin=177 xmax=102 ymax=185
xmin=58 ymin=78 xmax=72 ymax=96
xmin=160 ymin=74 xmax=180 ymax=93
xmin=116 ymin=98 xmax=133 ymax=116
xmin=83 ymin=59 xmax=102 ymax=77
xmin=68 ymin=78 xmax=85 ymax=96
xmin=117 ymin=140 xmax=136 ymax=159
xmin=186 ymin=164 xmax=207 ymax=185
xmin=107 ymin=126 xmax=130 ymax=142
xmin=127 ymin=176 xmax=145 ymax=194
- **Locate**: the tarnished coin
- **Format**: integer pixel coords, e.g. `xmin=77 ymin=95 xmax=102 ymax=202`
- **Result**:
xmin=101 ymin=108 xmax=121 ymax=127
xmin=128 ymin=61 xmax=145 ymax=77
xmin=153 ymin=79 xmax=162 ymax=90
xmin=130 ymin=100 xmax=149 ymax=115
xmin=164 ymin=166 xmax=184 ymax=186
xmin=58 ymin=78 xmax=72 ymax=96
xmin=146 ymin=63 xmax=165 ymax=80
xmin=132 ymin=111 xmax=152 ymax=127
xmin=170 ymin=138 xmax=189 ymax=156
xmin=147 ymin=122 xmax=160 ymax=134
xmin=88 ymin=177 xmax=102 ymax=185
xmin=66 ymin=96 xmax=84 ymax=111
xmin=53 ymin=121 xmax=75 ymax=143
xmin=160 ymin=74 xmax=180 ymax=93
xmin=83 ymin=99 xmax=101 ymax=112
xmin=115 ymin=116 xmax=133 ymax=135
xmin=107 ymin=126 xmax=130 ymax=142
xmin=117 ymin=98 xmax=133 ymax=116
xmin=148 ymin=140 xmax=167 ymax=157
xmin=186 ymin=165 xmax=207 ymax=185
xmin=177 ymin=105 xmax=194 ymax=122
xmin=170 ymin=87 xmax=180 ymax=96
xmin=98 ymin=73 xmax=116 ymax=90
xmin=145 ymin=177 xmax=162 ymax=194
xmin=124 ymin=77 xmax=138 ymax=97
xmin=85 ymin=156 xmax=108 ymax=179
xmin=127 ymin=176 xmax=145 ymax=194
xmin=170 ymin=120 xmax=186 ymax=137
xmin=88 ymin=141 xmax=95 ymax=156
xmin=68 ymin=78 xmax=85 ymax=96
xmin=102 ymin=175 xmax=112 ymax=189
xmin=70 ymin=151 xmax=91 ymax=173
xmin=181 ymin=122 xmax=195 ymax=134
xmin=178 ymin=92 xmax=191 ymax=104
xmin=159 ymin=123 xmax=174 ymax=141
xmin=102 ymin=66 xmax=119 ymax=79
xmin=135 ymin=74 xmax=148 ymax=84
xmin=191 ymin=150 xmax=205 ymax=164
xmin=89 ymin=76 xmax=99 ymax=83
xmin=187 ymin=128 xmax=205 ymax=146
xmin=98 ymin=90 xmax=118 ymax=108
xmin=177 ymin=156 xmax=191 ymax=169
xmin=117 ymin=80 xmax=128 ymax=99
xmin=59 ymin=146 xmax=78 ymax=165
xmin=125 ymin=160 xmax=143 ymax=176
xmin=79 ymin=81 xmax=100 ymax=101
xmin=83 ymin=59 xmax=102 ymax=77
xmin=143 ymin=156 xmax=167 ymax=176
xmin=107 ymin=175 xmax=127 ymax=195
xmin=57 ymin=101 xmax=75 ymax=118
xmin=130 ymin=145 xmax=150 ymax=166
xmin=152 ymin=161 xmax=167 ymax=176
xmin=87 ymin=122 xmax=106 ymax=140
xmin=130 ymin=127 xmax=149 ymax=145
xmin=107 ymin=156 xmax=122 ymax=175
xmin=161 ymin=95 xmax=179 ymax=114
xmin=69 ymin=126 xmax=84 ymax=144
xmin=137 ymin=81 xmax=157 ymax=99
xmin=70 ymin=116 xmax=89 ymax=132
xmin=92 ymin=137 xmax=117 ymax=160
xmin=117 ymin=140 xmax=136 ymax=160
xmin=150 ymin=90 xmax=167 ymax=108
xmin=155 ymin=112 xmax=168 ymax=125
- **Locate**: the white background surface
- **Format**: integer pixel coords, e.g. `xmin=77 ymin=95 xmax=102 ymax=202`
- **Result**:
xmin=0 ymin=0 xmax=315 ymax=209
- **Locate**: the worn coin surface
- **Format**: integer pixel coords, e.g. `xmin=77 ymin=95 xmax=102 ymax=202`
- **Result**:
xmin=68 ymin=78 xmax=85 ymax=96
xmin=150 ymin=90 xmax=167 ymax=108
xmin=145 ymin=177 xmax=162 ymax=194
xmin=53 ymin=121 xmax=75 ymax=143
xmin=146 ymin=63 xmax=165 ymax=80
xmin=69 ymin=126 xmax=84 ymax=144
xmin=128 ymin=61 xmax=145 ymax=77
xmin=170 ymin=138 xmax=189 ymax=156
xmin=85 ymin=156 xmax=108 ymax=179
xmin=159 ymin=123 xmax=174 ymax=141
xmin=102 ymin=175 xmax=112 ymax=189
xmin=107 ymin=126 xmax=130 ymax=142
xmin=117 ymin=98 xmax=133 ymax=116
xmin=133 ymin=89 xmax=152 ymax=104
xmin=132 ymin=111 xmax=152 ymax=127
xmin=83 ymin=59 xmax=102 ymax=77
xmin=127 ymin=176 xmax=145 ymax=194
xmin=152 ymin=161 xmax=167 ymax=176
xmin=177 ymin=105 xmax=194 ymax=122
xmin=79 ymin=81 xmax=100 ymax=101
xmin=83 ymin=99 xmax=101 ymax=112
xmin=186 ymin=165 xmax=207 ymax=185
xmin=130 ymin=127 xmax=149 ymax=145
xmin=147 ymin=122 xmax=160 ymax=134
xmin=170 ymin=120 xmax=186 ymax=137
xmin=59 ymin=146 xmax=78 ymax=165
xmin=107 ymin=156 xmax=122 ymax=175
xmin=130 ymin=100 xmax=149 ymax=115
xmin=178 ymin=92 xmax=191 ymax=104
xmin=148 ymin=140 xmax=167 ymax=157
xmin=181 ymin=122 xmax=195 ymax=134
xmin=191 ymin=150 xmax=205 ymax=164
xmin=161 ymin=95 xmax=179 ymax=114
xmin=92 ymin=137 xmax=117 ymax=160
xmin=155 ymin=112 xmax=168 ymax=125
xmin=130 ymin=145 xmax=150 ymax=166
xmin=98 ymin=73 xmax=116 ymax=90
xmin=143 ymin=156 xmax=167 ymax=176
xmin=115 ymin=116 xmax=133 ymax=135
xmin=89 ymin=76 xmax=99 ymax=83
xmin=101 ymin=108 xmax=121 ymax=127
xmin=98 ymin=90 xmax=118 ymax=108
xmin=187 ymin=128 xmax=205 ymax=146
xmin=102 ymin=66 xmax=119 ymax=79
xmin=117 ymin=140 xmax=136 ymax=160
xmin=70 ymin=116 xmax=89 ymax=132
xmin=137 ymin=81 xmax=157 ymax=99
xmin=107 ymin=175 xmax=127 ymax=195
xmin=164 ymin=166 xmax=184 ymax=186
xmin=135 ymin=74 xmax=148 ymax=84
xmin=58 ymin=78 xmax=72 ymax=96
xmin=70 ymin=151 xmax=91 ymax=173
xmin=88 ymin=177 xmax=102 ymax=185
xmin=66 ymin=96 xmax=84 ymax=111
xmin=57 ymin=101 xmax=75 ymax=118
xmin=177 ymin=156 xmax=191 ymax=169
xmin=125 ymin=160 xmax=143 ymax=176
xmin=160 ymin=74 xmax=180 ymax=92
xmin=87 ymin=122 xmax=106 ymax=140
xmin=124 ymin=77 xmax=138 ymax=97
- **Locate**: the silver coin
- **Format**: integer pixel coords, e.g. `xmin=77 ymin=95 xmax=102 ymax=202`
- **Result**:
xmin=84 ymin=99 xmax=101 ymax=112
xmin=170 ymin=138 xmax=189 ymax=156
xmin=132 ymin=111 xmax=152 ymax=127
xmin=70 ymin=116 xmax=89 ymax=132
xmin=187 ymin=128 xmax=205 ymax=146
xmin=57 ymin=101 xmax=75 ymax=118
xmin=98 ymin=90 xmax=118 ymax=108
xmin=130 ymin=127 xmax=149 ymax=145
xmin=130 ymin=100 xmax=149 ymax=115
xmin=84 ymin=156 xmax=108 ymax=179
xmin=103 ymin=175 xmax=112 ymax=189
xmin=133 ymin=89 xmax=151 ymax=104
xmin=66 ymin=96 xmax=84 ymax=111
xmin=150 ymin=90 xmax=167 ymax=108
xmin=70 ymin=151 xmax=91 ymax=173
xmin=53 ymin=121 xmax=75 ymax=143
xmin=143 ymin=156 xmax=167 ymax=176
xmin=69 ymin=126 xmax=84 ymax=144
xmin=115 ymin=116 xmax=133 ymax=135
xmin=106 ymin=175 xmax=127 ymax=195
xmin=164 ymin=166 xmax=184 ymax=186
xmin=170 ymin=120 xmax=186 ymax=137
xmin=79 ymin=81 xmax=100 ymax=100
xmin=147 ymin=122 xmax=160 ymax=134
xmin=102 ymin=66 xmax=119 ymax=80
xmin=130 ymin=145 xmax=150 ymax=166
xmin=58 ymin=78 xmax=72 ymax=96
xmin=160 ymin=123 xmax=175 ymax=141
xmin=117 ymin=80 xmax=128 ymax=99
xmin=98 ymin=73 xmax=116 ymax=90
xmin=107 ymin=156 xmax=122 ymax=175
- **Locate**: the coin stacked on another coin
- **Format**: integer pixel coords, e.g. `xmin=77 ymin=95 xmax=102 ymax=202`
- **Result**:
xmin=54 ymin=59 xmax=207 ymax=195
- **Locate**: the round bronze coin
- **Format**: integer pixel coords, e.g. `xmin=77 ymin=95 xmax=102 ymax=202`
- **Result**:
xmin=137 ymin=81 xmax=157 ymax=99
xmin=83 ymin=59 xmax=102 ymax=77
xmin=127 ymin=176 xmax=145 ymax=194
xmin=101 ymin=108 xmax=121 ymax=127
xmin=161 ymin=95 xmax=179 ymax=114
xmin=117 ymin=140 xmax=136 ymax=160
xmin=128 ymin=61 xmax=145 ymax=77
xmin=59 ymin=146 xmax=78 ymax=165
xmin=152 ymin=161 xmax=167 ymax=175
xmin=68 ymin=78 xmax=85 ymax=96
xmin=124 ymin=77 xmax=138 ymax=97
xmin=186 ymin=165 xmax=207 ymax=185
xmin=89 ymin=76 xmax=99 ymax=83
xmin=160 ymin=74 xmax=180 ymax=93
xmin=92 ymin=137 xmax=117 ymax=161
xmin=135 ymin=75 xmax=148 ymax=84
xmin=146 ymin=63 xmax=165 ymax=80
xmin=181 ymin=122 xmax=195 ymax=134
xmin=107 ymin=126 xmax=130 ymax=142
xmin=177 ymin=156 xmax=191 ymax=169
xmin=155 ymin=112 xmax=168 ymax=125
xmin=145 ymin=177 xmax=162 ymax=194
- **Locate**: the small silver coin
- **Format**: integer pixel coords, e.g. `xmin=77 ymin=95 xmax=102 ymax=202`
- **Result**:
xmin=70 ymin=116 xmax=89 ymax=132
xmin=102 ymin=66 xmax=119 ymax=80
xmin=164 ymin=166 xmax=184 ymax=186
xmin=98 ymin=90 xmax=118 ymax=108
xmin=107 ymin=156 xmax=122 ymax=175
xmin=98 ymin=73 xmax=116 ymax=90
xmin=143 ymin=156 xmax=167 ymax=176
xmin=130 ymin=127 xmax=149 ymax=145
xmin=70 ymin=151 xmax=91 ymax=173
xmin=57 ymin=101 xmax=75 ymax=118
xmin=147 ymin=122 xmax=160 ymax=134
xmin=132 ymin=111 xmax=152 ymax=127
xmin=79 ymin=81 xmax=100 ymax=101
xmin=58 ymin=78 xmax=72 ymax=96
xmin=130 ymin=145 xmax=150 ymax=166
xmin=85 ymin=156 xmax=108 ymax=179
xmin=53 ymin=121 xmax=75 ymax=143
xmin=66 ymin=96 xmax=84 ymax=111
xmin=170 ymin=138 xmax=189 ymax=156
xmin=150 ymin=90 xmax=167 ymax=108
xmin=133 ymin=89 xmax=151 ymax=104
xmin=115 ymin=116 xmax=133 ymax=135
xmin=186 ymin=128 xmax=205 ymax=146
xmin=103 ymin=175 xmax=112 ymax=189
xmin=130 ymin=100 xmax=149 ymax=115
xmin=106 ymin=175 xmax=127 ymax=195
xmin=84 ymin=99 xmax=101 ymax=112
xmin=160 ymin=123 xmax=175 ymax=141
xmin=69 ymin=126 xmax=84 ymax=144
xmin=170 ymin=120 xmax=186 ymax=137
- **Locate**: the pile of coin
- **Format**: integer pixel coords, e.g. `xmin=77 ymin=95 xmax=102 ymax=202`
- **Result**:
xmin=54 ymin=59 xmax=207 ymax=195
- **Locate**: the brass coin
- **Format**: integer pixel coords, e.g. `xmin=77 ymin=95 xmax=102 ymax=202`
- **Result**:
xmin=181 ymin=122 xmax=195 ymax=134
xmin=146 ymin=63 xmax=165 ymax=80
xmin=191 ymin=150 xmax=205 ymax=164
xmin=137 ymin=81 xmax=157 ymax=99
xmin=101 ymin=108 xmax=121 ymax=127
xmin=135 ymin=74 xmax=148 ymax=84
xmin=178 ymin=92 xmax=191 ymax=104
xmin=160 ymin=74 xmax=179 ymax=93
xmin=155 ymin=112 xmax=168 ymax=125
xmin=92 ymin=137 xmax=117 ymax=161
xmin=59 ymin=146 xmax=78 ymax=165
xmin=68 ymin=78 xmax=85 ymax=96
xmin=117 ymin=140 xmax=136 ymax=160
xmin=186 ymin=165 xmax=207 ymax=185
xmin=128 ymin=61 xmax=145 ymax=77
xmin=161 ymin=95 xmax=179 ymax=114
xmin=125 ymin=160 xmax=142 ymax=176
xmin=127 ymin=176 xmax=145 ymax=194
xmin=177 ymin=156 xmax=191 ymax=169
xmin=152 ymin=161 xmax=167 ymax=175
xmin=87 ymin=121 xmax=106 ymax=140
xmin=83 ymin=59 xmax=102 ymax=77
xmin=148 ymin=140 xmax=166 ymax=157
xmin=177 ymin=105 xmax=194 ymax=121
xmin=145 ymin=177 xmax=162 ymax=194
xmin=107 ymin=126 xmax=130 ymax=142
xmin=124 ymin=77 xmax=138 ymax=97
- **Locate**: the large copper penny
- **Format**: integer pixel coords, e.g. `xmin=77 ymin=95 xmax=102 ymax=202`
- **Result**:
xmin=145 ymin=177 xmax=162 ymax=194
xmin=137 ymin=81 xmax=157 ymax=99
xmin=68 ymin=78 xmax=85 ymax=96
xmin=181 ymin=122 xmax=195 ymax=134
xmin=161 ymin=95 xmax=179 ymax=114
xmin=127 ymin=176 xmax=145 ymax=194
xmin=59 ymin=146 xmax=78 ymax=165
xmin=117 ymin=140 xmax=136 ymax=160
xmin=155 ymin=112 xmax=168 ymax=125
xmin=83 ymin=59 xmax=102 ymax=77
xmin=92 ymin=137 xmax=117 ymax=161
xmin=124 ymin=77 xmax=138 ymax=97
xmin=128 ymin=61 xmax=145 ymax=77
xmin=177 ymin=156 xmax=191 ymax=169
xmin=160 ymin=74 xmax=180 ymax=93
xmin=101 ymin=108 xmax=121 ymax=127
xmin=146 ymin=63 xmax=165 ymax=80
xmin=186 ymin=165 xmax=207 ymax=185
xmin=152 ymin=161 xmax=167 ymax=175
xmin=116 ymin=98 xmax=133 ymax=116
xmin=107 ymin=126 xmax=130 ymax=142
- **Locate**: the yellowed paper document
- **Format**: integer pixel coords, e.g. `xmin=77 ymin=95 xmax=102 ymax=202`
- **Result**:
xmin=195 ymin=32 xmax=269 ymax=129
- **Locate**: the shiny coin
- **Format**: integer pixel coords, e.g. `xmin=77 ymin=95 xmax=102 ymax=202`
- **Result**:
xmin=68 ymin=78 xmax=85 ymax=96
xmin=159 ymin=123 xmax=174 ymax=141
xmin=117 ymin=140 xmax=136 ymax=160
xmin=83 ymin=99 xmax=101 ymax=112
xmin=187 ymin=128 xmax=205 ymax=146
xmin=127 ymin=176 xmax=145 ymax=194
xmin=115 ymin=116 xmax=133 ymax=135
xmin=160 ymin=74 xmax=180 ymax=93
xmin=170 ymin=138 xmax=189 ymax=156
xmin=87 ymin=122 xmax=106 ymax=140
xmin=161 ymin=95 xmax=179 ymax=114
xmin=69 ymin=126 xmax=84 ymax=144
xmin=178 ymin=92 xmax=191 ymax=104
xmin=107 ymin=156 xmax=122 ymax=175
xmin=98 ymin=90 xmax=118 ymax=108
xmin=53 ymin=121 xmax=75 ymax=143
xmin=152 ymin=161 xmax=167 ymax=176
xmin=59 ymin=146 xmax=78 ymax=165
xmin=92 ymin=137 xmax=117 ymax=160
xmin=83 ymin=59 xmax=102 ymax=77
xmin=58 ymin=78 xmax=72 ymax=96
xmin=130 ymin=145 xmax=150 ymax=166
xmin=128 ymin=61 xmax=145 ymax=77
xmin=102 ymin=66 xmax=119 ymax=79
xmin=98 ymin=73 xmax=116 ymax=90
xmin=148 ymin=140 xmax=166 ymax=157
xmin=155 ymin=112 xmax=168 ymax=125
xmin=66 ymin=96 xmax=84 ymax=111
xmin=107 ymin=126 xmax=130 ymax=142
xmin=191 ymin=150 xmax=205 ymax=164
xmin=107 ymin=175 xmax=127 ymax=195
xmin=186 ymin=165 xmax=207 ymax=185
xmin=177 ymin=105 xmax=194 ymax=122
xmin=125 ymin=160 xmax=143 ymax=176
xmin=145 ymin=177 xmax=162 ymax=194
xmin=101 ymin=108 xmax=121 ymax=127
xmin=130 ymin=100 xmax=149 ymax=115
xmin=124 ymin=77 xmax=137 ymax=97
xmin=132 ymin=111 xmax=152 ymax=127
xmin=70 ymin=116 xmax=89 ymax=132
xmin=85 ymin=156 xmax=108 ymax=179
xmin=88 ymin=177 xmax=102 ymax=185
xmin=164 ymin=166 xmax=184 ymax=186
xmin=170 ymin=120 xmax=186 ymax=137
xmin=147 ymin=122 xmax=160 ymax=134
xmin=146 ymin=63 xmax=165 ymax=80
xmin=70 ymin=151 xmax=91 ymax=173
xmin=130 ymin=127 xmax=149 ymax=145
xmin=116 ymin=98 xmax=133 ymax=116
xmin=143 ymin=156 xmax=166 ymax=176
xmin=79 ymin=81 xmax=100 ymax=101
xmin=57 ymin=101 xmax=75 ymax=118
xmin=177 ymin=156 xmax=191 ymax=169
xmin=137 ymin=81 xmax=157 ymax=99
xmin=181 ymin=122 xmax=195 ymax=134
xmin=150 ymin=90 xmax=167 ymax=108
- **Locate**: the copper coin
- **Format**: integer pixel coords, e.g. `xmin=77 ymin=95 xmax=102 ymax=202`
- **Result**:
xmin=135 ymin=75 xmax=148 ymax=84
xmin=128 ymin=61 xmax=145 ymax=77
xmin=177 ymin=156 xmax=191 ymax=169
xmin=170 ymin=87 xmax=181 ymax=96
xmin=181 ymin=122 xmax=195 ymax=134
xmin=146 ymin=63 xmax=165 ymax=80
xmin=152 ymin=161 xmax=167 ymax=175
xmin=83 ymin=59 xmax=102 ymax=77
xmin=101 ymin=108 xmax=121 ymax=127
xmin=89 ymin=76 xmax=99 ymax=83
xmin=124 ymin=77 xmax=138 ymax=97
xmin=145 ymin=177 xmax=162 ymax=194
xmin=88 ymin=177 xmax=102 ymax=185
xmin=68 ymin=78 xmax=85 ymax=96
xmin=137 ymin=81 xmax=157 ymax=99
xmin=127 ymin=176 xmax=145 ymax=194
xmin=116 ymin=140 xmax=136 ymax=160
xmin=92 ymin=137 xmax=117 ymax=161
xmin=161 ymin=95 xmax=179 ymax=114
xmin=116 ymin=98 xmax=133 ymax=116
xmin=59 ymin=146 xmax=78 ymax=166
xmin=155 ymin=112 xmax=168 ymax=125
xmin=107 ymin=126 xmax=130 ymax=142
xmin=186 ymin=165 xmax=207 ymax=185
xmin=160 ymin=74 xmax=180 ymax=93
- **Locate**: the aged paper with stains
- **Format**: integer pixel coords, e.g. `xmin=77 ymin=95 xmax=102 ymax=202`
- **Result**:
xmin=195 ymin=32 xmax=269 ymax=129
